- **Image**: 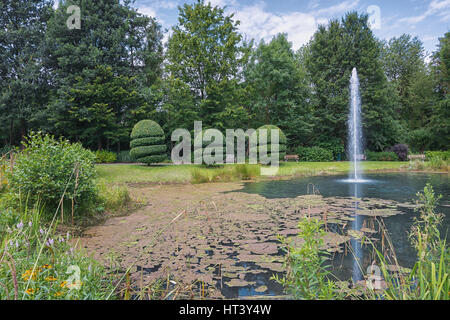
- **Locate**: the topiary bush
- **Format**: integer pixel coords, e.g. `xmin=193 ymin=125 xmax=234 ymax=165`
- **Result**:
xmin=249 ymin=125 xmax=287 ymax=162
xmin=8 ymin=132 xmax=97 ymax=214
xmin=296 ymin=147 xmax=333 ymax=162
xmin=94 ymin=150 xmax=117 ymax=163
xmin=130 ymin=120 xmax=166 ymax=165
xmin=366 ymin=151 xmax=399 ymax=161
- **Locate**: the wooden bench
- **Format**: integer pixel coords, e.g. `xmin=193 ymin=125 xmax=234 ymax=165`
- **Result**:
xmin=284 ymin=155 xmax=299 ymax=162
xmin=408 ymin=154 xmax=426 ymax=161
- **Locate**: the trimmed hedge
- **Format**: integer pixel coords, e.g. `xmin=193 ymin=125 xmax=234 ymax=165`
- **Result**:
xmin=249 ymin=125 xmax=287 ymax=162
xmin=366 ymin=151 xmax=399 ymax=161
xmin=130 ymin=136 xmax=165 ymax=149
xmin=296 ymin=146 xmax=333 ymax=162
xmin=130 ymin=120 xmax=166 ymax=165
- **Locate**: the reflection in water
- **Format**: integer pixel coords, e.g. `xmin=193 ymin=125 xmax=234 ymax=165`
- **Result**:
xmin=237 ymin=172 xmax=449 ymax=287
xmin=351 ymin=183 xmax=363 ymax=283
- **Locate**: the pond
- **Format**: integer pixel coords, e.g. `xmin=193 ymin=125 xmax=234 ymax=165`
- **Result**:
xmin=236 ymin=172 xmax=449 ymax=296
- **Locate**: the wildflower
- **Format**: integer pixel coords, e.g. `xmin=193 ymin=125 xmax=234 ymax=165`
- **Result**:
xmin=60 ymin=281 xmax=68 ymax=288
xmin=28 ymin=221 xmax=32 ymax=227
xmin=59 ymin=237 xmax=65 ymax=243
xmin=46 ymin=238 xmax=54 ymax=247
xmin=66 ymin=232 xmax=70 ymax=241
xmin=25 ymin=288 xmax=38 ymax=295
xmin=16 ymin=222 xmax=23 ymax=229
xmin=54 ymin=291 xmax=64 ymax=297
xmin=15 ymin=241 xmax=18 ymax=248
xmin=39 ymin=228 xmax=45 ymax=235
xmin=45 ymin=276 xmax=58 ymax=282
xmin=42 ymin=264 xmax=52 ymax=269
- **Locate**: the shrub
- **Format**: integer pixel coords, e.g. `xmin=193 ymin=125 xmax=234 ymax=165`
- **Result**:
xmin=317 ymin=139 xmax=345 ymax=161
xmin=425 ymin=151 xmax=450 ymax=161
xmin=389 ymin=144 xmax=409 ymax=161
xmin=366 ymin=151 xmax=399 ymax=161
xmin=130 ymin=120 xmax=166 ymax=165
xmin=296 ymin=147 xmax=333 ymax=162
xmin=94 ymin=150 xmax=117 ymax=163
xmin=249 ymin=125 xmax=287 ymax=162
xmin=8 ymin=132 xmax=97 ymax=214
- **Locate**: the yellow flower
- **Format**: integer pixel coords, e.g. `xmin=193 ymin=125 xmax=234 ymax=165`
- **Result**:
xmin=45 ymin=276 xmax=58 ymax=282
xmin=42 ymin=264 xmax=52 ymax=269
xmin=25 ymin=288 xmax=38 ymax=295
xmin=60 ymin=281 xmax=68 ymax=288
xmin=54 ymin=291 xmax=64 ymax=297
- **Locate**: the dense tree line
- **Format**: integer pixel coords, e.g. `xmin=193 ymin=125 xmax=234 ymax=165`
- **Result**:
xmin=1 ymin=0 xmax=448 ymax=156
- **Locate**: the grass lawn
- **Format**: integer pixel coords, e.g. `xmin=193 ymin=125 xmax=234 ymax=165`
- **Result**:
xmin=96 ymin=161 xmax=406 ymax=184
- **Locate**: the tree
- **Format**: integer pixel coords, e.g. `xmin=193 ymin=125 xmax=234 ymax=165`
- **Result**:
xmin=45 ymin=0 xmax=163 ymax=150
xmin=0 ymin=0 xmax=54 ymax=145
xmin=165 ymin=0 xmax=248 ymax=131
xmin=429 ymin=32 xmax=450 ymax=150
xmin=306 ymin=12 xmax=400 ymax=151
xmin=130 ymin=120 xmax=166 ymax=164
xmin=244 ymin=34 xmax=314 ymax=149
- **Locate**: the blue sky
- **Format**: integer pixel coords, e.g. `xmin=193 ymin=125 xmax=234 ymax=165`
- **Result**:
xmin=131 ymin=0 xmax=450 ymax=57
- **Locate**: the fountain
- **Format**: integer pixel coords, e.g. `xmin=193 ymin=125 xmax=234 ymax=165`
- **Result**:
xmin=349 ymin=68 xmax=364 ymax=283
xmin=348 ymin=67 xmax=363 ymax=183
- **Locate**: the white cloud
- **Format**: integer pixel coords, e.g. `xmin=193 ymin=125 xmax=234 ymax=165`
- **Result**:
xmin=138 ymin=6 xmax=158 ymax=18
xmin=312 ymin=0 xmax=360 ymax=18
xmin=399 ymin=0 xmax=450 ymax=25
xmin=229 ymin=0 xmax=361 ymax=50
xmin=234 ymin=4 xmax=317 ymax=50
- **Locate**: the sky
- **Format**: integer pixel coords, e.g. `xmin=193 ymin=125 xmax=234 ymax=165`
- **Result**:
xmin=130 ymin=0 xmax=450 ymax=57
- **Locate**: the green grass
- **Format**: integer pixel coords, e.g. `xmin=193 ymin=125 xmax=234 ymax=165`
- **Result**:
xmin=96 ymin=162 xmax=406 ymax=184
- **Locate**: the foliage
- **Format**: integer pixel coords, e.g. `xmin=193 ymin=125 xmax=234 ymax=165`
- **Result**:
xmin=366 ymin=151 xmax=399 ymax=161
xmin=95 ymin=150 xmax=117 ymax=164
xmin=389 ymin=144 xmax=409 ymax=161
xmin=7 ymin=132 xmax=97 ymax=215
xmin=272 ymin=217 xmax=340 ymax=299
xmin=244 ymin=34 xmax=313 ymax=147
xmin=249 ymin=125 xmax=287 ymax=162
xmin=130 ymin=120 xmax=166 ymax=165
xmin=366 ymin=184 xmax=449 ymax=300
xmin=296 ymin=147 xmax=333 ymax=162
xmin=0 ymin=204 xmax=116 ymax=300
xmin=425 ymin=151 xmax=450 ymax=161
xmin=165 ymin=0 xmax=248 ymax=131
xmin=317 ymin=139 xmax=345 ymax=161
xmin=305 ymin=12 xmax=400 ymax=152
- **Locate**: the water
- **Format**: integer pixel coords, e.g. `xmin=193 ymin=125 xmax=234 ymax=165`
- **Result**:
xmin=348 ymin=68 xmax=364 ymax=282
xmin=349 ymin=67 xmax=363 ymax=183
xmin=238 ymin=172 xmax=450 ymax=285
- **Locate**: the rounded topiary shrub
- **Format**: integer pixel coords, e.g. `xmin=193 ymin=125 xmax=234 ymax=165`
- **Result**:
xmin=250 ymin=125 xmax=287 ymax=162
xmin=130 ymin=120 xmax=166 ymax=165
